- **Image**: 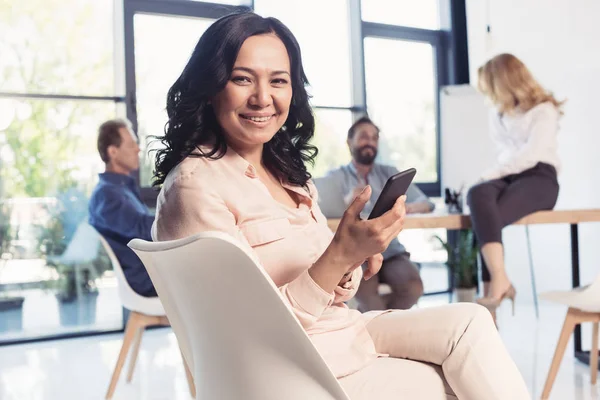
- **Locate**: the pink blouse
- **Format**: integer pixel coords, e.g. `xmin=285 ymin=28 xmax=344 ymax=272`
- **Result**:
xmin=152 ymin=148 xmax=386 ymax=378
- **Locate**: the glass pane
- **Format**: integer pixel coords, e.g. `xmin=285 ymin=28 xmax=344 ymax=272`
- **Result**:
xmin=0 ymin=99 xmax=123 ymax=342
xmin=134 ymin=14 xmax=215 ymax=188
xmin=361 ymin=0 xmax=440 ymax=30
xmin=309 ymin=109 xmax=353 ymax=178
xmin=364 ymin=38 xmax=438 ymax=182
xmin=0 ymin=0 xmax=116 ymax=96
xmin=254 ymin=0 xmax=353 ymax=107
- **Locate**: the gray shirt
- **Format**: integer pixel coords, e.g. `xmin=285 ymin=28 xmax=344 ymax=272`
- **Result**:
xmin=317 ymin=162 xmax=434 ymax=260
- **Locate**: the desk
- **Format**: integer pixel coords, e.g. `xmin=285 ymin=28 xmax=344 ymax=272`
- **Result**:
xmin=328 ymin=209 xmax=600 ymax=366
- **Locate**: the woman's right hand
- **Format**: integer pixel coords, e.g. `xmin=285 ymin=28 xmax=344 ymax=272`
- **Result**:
xmin=331 ymin=185 xmax=407 ymax=276
xmin=308 ymin=185 xmax=406 ymax=293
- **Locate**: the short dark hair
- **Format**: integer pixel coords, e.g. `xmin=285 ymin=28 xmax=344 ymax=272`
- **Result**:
xmin=347 ymin=116 xmax=379 ymax=140
xmin=153 ymin=11 xmax=317 ymax=188
xmin=97 ymin=119 xmax=129 ymax=163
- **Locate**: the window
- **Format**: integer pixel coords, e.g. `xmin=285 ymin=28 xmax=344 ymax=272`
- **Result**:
xmin=364 ymin=38 xmax=438 ymax=182
xmin=309 ymin=109 xmax=354 ymax=177
xmin=254 ymin=0 xmax=355 ymax=177
xmin=0 ymin=0 xmax=117 ymax=96
xmin=254 ymin=0 xmax=353 ymax=108
xmin=0 ymin=99 xmax=113 ymax=198
xmin=0 ymin=0 xmax=125 ymax=344
xmin=134 ymin=14 xmax=215 ymax=187
xmin=361 ymin=0 xmax=441 ymax=30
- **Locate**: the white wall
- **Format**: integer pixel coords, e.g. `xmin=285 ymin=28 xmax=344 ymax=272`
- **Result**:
xmin=464 ymin=0 xmax=600 ymax=301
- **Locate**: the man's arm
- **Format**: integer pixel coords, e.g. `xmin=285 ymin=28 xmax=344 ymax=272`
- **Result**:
xmin=91 ymin=187 xmax=154 ymax=241
xmin=405 ymin=184 xmax=435 ymax=214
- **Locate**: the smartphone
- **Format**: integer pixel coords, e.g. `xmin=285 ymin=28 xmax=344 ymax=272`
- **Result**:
xmin=368 ymin=168 xmax=417 ymax=220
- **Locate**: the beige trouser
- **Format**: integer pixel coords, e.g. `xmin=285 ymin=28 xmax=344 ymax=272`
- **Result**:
xmin=339 ymin=303 xmax=530 ymax=400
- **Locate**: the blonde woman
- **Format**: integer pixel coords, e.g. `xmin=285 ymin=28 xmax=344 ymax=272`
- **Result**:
xmin=468 ymin=53 xmax=564 ymax=313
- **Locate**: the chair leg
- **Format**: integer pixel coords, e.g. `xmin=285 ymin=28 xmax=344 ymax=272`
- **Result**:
xmin=525 ymin=225 xmax=539 ymax=319
xmin=106 ymin=312 xmax=142 ymax=399
xmin=126 ymin=327 xmax=144 ymax=383
xmin=181 ymin=350 xmax=196 ymax=398
xmin=541 ymin=309 xmax=578 ymax=399
xmin=591 ymin=322 xmax=599 ymax=385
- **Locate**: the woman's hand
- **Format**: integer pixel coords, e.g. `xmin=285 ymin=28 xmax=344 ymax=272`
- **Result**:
xmin=332 ymin=186 xmax=406 ymax=276
xmin=337 ymin=252 xmax=382 ymax=287
xmin=363 ymin=253 xmax=384 ymax=281
xmin=309 ymin=185 xmax=406 ymax=293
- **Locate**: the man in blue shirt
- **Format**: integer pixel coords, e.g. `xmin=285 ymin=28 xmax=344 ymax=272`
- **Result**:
xmin=315 ymin=116 xmax=434 ymax=311
xmin=88 ymin=119 xmax=156 ymax=297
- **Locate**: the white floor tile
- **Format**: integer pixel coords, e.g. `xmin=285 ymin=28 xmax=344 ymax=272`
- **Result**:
xmin=0 ymin=302 xmax=598 ymax=399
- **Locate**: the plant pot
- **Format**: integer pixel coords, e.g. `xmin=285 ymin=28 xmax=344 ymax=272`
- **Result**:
xmin=0 ymin=296 xmax=25 ymax=332
xmin=58 ymin=291 xmax=98 ymax=327
xmin=453 ymin=287 xmax=477 ymax=303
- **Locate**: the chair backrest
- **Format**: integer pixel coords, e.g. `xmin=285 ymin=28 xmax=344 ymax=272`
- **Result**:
xmin=54 ymin=221 xmax=100 ymax=264
xmin=575 ymin=273 xmax=600 ymax=312
xmin=96 ymin=230 xmax=164 ymax=316
xmin=541 ymin=273 xmax=600 ymax=313
xmin=129 ymin=232 xmax=350 ymax=400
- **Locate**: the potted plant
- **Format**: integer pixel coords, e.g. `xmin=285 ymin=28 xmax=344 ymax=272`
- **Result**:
xmin=435 ymin=229 xmax=479 ymax=302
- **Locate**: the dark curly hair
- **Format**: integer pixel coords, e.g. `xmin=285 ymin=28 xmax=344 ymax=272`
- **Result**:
xmin=153 ymin=11 xmax=317 ymax=188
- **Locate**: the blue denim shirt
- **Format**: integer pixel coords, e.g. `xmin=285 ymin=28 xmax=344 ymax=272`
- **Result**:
xmin=318 ymin=163 xmax=434 ymax=260
xmin=88 ymin=172 xmax=156 ymax=297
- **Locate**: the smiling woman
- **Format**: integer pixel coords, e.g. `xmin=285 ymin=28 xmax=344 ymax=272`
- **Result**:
xmin=151 ymin=11 xmax=530 ymax=400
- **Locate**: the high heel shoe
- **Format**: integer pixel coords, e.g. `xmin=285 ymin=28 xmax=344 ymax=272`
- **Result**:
xmin=476 ymin=284 xmax=517 ymax=316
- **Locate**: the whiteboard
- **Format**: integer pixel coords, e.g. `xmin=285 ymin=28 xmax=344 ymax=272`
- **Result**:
xmin=440 ymin=84 xmax=496 ymax=206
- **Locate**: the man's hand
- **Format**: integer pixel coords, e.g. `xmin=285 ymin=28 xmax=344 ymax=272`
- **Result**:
xmin=344 ymin=185 xmax=368 ymax=206
xmin=405 ymin=202 xmax=432 ymax=214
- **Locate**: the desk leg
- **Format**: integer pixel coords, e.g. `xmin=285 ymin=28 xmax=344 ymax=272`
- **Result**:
xmin=570 ymin=224 xmax=598 ymax=367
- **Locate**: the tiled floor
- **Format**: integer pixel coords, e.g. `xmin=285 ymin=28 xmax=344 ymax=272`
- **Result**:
xmin=0 ymin=300 xmax=598 ymax=400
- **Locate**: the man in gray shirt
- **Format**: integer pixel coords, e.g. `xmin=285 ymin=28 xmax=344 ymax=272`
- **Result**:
xmin=315 ymin=116 xmax=434 ymax=311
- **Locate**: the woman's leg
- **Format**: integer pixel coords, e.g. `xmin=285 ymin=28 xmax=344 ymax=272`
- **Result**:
xmin=468 ymin=165 xmax=559 ymax=299
xmin=365 ymin=303 xmax=530 ymax=400
xmin=467 ymin=179 xmax=510 ymax=298
xmin=339 ymin=358 xmax=457 ymax=400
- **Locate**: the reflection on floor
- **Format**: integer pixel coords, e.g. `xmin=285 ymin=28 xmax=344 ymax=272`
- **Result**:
xmin=0 ymin=286 xmax=123 ymax=343
xmin=1 ymin=299 xmax=599 ymax=399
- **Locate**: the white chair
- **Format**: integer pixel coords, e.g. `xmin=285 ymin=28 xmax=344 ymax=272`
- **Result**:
xmin=540 ymin=274 xmax=600 ymax=399
xmin=128 ymin=231 xmax=351 ymax=400
xmin=47 ymin=221 xmax=102 ymax=299
xmin=97 ymin=233 xmax=195 ymax=399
